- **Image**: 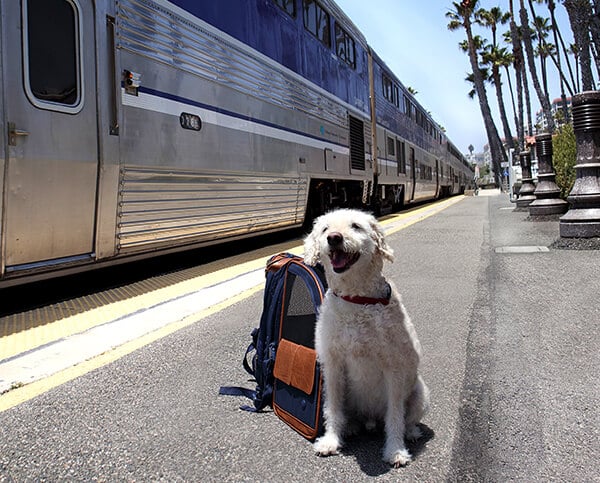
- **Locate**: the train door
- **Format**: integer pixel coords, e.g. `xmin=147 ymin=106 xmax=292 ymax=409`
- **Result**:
xmin=409 ymin=146 xmax=416 ymax=201
xmin=2 ymin=0 xmax=98 ymax=270
xmin=435 ymin=159 xmax=440 ymax=197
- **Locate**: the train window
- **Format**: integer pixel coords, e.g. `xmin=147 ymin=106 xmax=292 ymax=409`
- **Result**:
xmin=335 ymin=22 xmax=356 ymax=68
xmin=387 ymin=137 xmax=395 ymax=157
xmin=382 ymin=73 xmax=396 ymax=104
xmin=303 ymin=0 xmax=330 ymax=47
xmin=23 ymin=0 xmax=82 ymax=113
xmin=272 ymin=0 xmax=296 ymax=17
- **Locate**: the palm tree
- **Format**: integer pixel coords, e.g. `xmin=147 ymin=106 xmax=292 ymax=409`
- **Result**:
xmin=591 ymin=1 xmax=600 ymax=77
xmin=447 ymin=0 xmax=507 ymax=184
xmin=532 ymin=15 xmax=553 ymax=99
xmin=549 ymin=2 xmax=571 ymax=120
xmin=504 ymin=6 xmax=526 ymax=150
xmin=476 ymin=6 xmax=515 ymax=150
xmin=544 ymin=0 xmax=578 ymax=95
xmin=519 ymin=0 xmax=555 ymax=133
xmin=464 ymin=68 xmax=491 ymax=99
xmin=562 ymin=0 xmax=595 ymax=90
xmin=568 ymin=43 xmax=581 ymax=92
xmin=534 ymin=0 xmax=572 ymax=121
xmin=498 ymin=45 xmax=522 ymax=149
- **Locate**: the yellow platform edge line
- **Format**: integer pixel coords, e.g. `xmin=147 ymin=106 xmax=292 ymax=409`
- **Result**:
xmin=0 ymin=285 xmax=264 ymax=413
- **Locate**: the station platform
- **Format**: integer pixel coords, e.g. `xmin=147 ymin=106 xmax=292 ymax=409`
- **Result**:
xmin=0 ymin=191 xmax=598 ymax=482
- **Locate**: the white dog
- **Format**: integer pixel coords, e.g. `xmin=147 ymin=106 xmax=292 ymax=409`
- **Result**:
xmin=303 ymin=208 xmax=429 ymax=467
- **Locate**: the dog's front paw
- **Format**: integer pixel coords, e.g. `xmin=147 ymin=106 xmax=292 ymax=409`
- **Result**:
xmin=383 ymin=447 xmax=412 ymax=468
xmin=314 ymin=433 xmax=341 ymax=457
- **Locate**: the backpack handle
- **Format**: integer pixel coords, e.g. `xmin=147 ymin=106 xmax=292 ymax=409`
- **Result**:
xmin=266 ymin=253 xmax=301 ymax=274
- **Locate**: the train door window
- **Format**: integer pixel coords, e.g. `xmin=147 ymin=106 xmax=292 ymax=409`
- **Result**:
xmin=387 ymin=136 xmax=395 ymax=158
xmin=334 ymin=22 xmax=356 ymax=68
xmin=273 ymin=0 xmax=296 ymax=17
xmin=303 ymin=0 xmax=330 ymax=47
xmin=23 ymin=0 xmax=83 ymax=113
xmin=397 ymin=140 xmax=406 ymax=174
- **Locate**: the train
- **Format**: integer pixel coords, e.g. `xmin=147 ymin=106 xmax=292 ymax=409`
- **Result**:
xmin=0 ymin=0 xmax=473 ymax=287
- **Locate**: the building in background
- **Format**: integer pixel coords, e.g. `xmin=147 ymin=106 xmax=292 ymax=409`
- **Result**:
xmin=536 ymin=96 xmax=572 ymax=133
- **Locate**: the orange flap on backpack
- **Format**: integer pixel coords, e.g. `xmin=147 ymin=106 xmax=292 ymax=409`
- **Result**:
xmin=273 ymin=338 xmax=317 ymax=395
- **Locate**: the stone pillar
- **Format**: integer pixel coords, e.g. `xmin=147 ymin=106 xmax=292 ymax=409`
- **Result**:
xmin=529 ymin=133 xmax=568 ymax=216
xmin=515 ymin=150 xmax=536 ymax=208
xmin=559 ymin=91 xmax=600 ymax=238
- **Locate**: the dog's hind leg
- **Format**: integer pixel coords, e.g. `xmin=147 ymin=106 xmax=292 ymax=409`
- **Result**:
xmin=405 ymin=375 xmax=430 ymax=441
xmin=382 ymin=374 xmax=412 ymax=467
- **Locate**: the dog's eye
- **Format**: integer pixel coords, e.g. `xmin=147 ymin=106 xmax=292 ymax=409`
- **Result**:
xmin=351 ymin=223 xmax=362 ymax=231
xmin=321 ymin=226 xmax=328 ymax=234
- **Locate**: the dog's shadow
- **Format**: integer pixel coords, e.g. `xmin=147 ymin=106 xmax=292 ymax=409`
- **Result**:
xmin=340 ymin=423 xmax=435 ymax=477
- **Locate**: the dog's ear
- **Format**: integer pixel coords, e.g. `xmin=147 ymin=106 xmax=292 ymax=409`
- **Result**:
xmin=303 ymin=224 xmax=321 ymax=266
xmin=370 ymin=219 xmax=394 ymax=262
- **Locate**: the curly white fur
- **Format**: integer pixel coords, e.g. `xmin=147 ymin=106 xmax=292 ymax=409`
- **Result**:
xmin=304 ymin=209 xmax=429 ymax=468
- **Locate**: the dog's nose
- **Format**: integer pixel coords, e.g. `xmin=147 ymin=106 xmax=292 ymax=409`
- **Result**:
xmin=327 ymin=232 xmax=343 ymax=247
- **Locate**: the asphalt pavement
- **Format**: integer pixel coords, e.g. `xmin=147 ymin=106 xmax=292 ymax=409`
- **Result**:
xmin=0 ymin=191 xmax=598 ymax=482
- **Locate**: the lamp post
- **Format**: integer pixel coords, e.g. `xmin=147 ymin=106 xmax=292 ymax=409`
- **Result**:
xmin=529 ymin=133 xmax=568 ymax=216
xmin=515 ymin=150 xmax=536 ymax=208
xmin=559 ymin=91 xmax=600 ymax=238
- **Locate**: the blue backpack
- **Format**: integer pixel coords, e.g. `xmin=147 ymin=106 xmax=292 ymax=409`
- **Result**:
xmin=220 ymin=253 xmax=326 ymax=438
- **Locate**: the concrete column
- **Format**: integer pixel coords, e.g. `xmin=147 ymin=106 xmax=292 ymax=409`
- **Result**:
xmin=529 ymin=133 xmax=568 ymax=216
xmin=559 ymin=91 xmax=600 ymax=238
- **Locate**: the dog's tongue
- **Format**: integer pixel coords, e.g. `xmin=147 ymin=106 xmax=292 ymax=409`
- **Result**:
xmin=330 ymin=250 xmax=360 ymax=272
xmin=330 ymin=250 xmax=349 ymax=270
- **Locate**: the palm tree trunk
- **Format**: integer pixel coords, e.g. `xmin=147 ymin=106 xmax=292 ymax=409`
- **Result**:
xmin=547 ymin=0 xmax=572 ymax=122
xmin=504 ymin=64 xmax=522 ymax=145
xmin=522 ymin=60 xmax=534 ymax=136
xmin=527 ymin=0 xmax=550 ymax=99
xmin=519 ymin=0 xmax=555 ymax=133
xmin=509 ymin=0 xmax=526 ymax=150
xmin=553 ymin=11 xmax=579 ymax=93
xmin=589 ymin=0 xmax=600 ymax=80
xmin=463 ymin=14 xmax=507 ymax=183
xmin=492 ymin=66 xmax=515 ymax=149
xmin=563 ymin=0 xmax=595 ymax=91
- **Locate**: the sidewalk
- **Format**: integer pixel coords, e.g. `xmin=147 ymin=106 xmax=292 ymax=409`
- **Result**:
xmin=456 ymin=191 xmax=600 ymax=482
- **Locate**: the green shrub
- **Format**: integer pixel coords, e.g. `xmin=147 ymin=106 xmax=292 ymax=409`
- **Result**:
xmin=552 ymin=123 xmax=576 ymax=199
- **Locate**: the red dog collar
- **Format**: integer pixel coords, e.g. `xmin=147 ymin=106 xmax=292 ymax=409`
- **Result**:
xmin=334 ymin=283 xmax=391 ymax=306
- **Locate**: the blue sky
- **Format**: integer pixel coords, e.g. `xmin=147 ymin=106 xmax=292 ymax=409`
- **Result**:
xmin=335 ymin=0 xmax=574 ymax=155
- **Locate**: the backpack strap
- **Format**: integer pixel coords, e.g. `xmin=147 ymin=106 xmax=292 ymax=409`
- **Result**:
xmin=241 ymin=327 xmax=260 ymax=377
xmin=217 ymin=386 xmax=260 ymax=412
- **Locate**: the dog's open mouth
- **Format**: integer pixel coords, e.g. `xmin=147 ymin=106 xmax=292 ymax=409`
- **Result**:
xmin=329 ymin=249 xmax=360 ymax=273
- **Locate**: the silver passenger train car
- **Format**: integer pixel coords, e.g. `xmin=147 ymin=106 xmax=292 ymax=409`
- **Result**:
xmin=0 ymin=0 xmax=473 ymax=286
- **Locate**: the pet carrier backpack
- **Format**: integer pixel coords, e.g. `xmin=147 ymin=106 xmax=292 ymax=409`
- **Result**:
xmin=219 ymin=252 xmax=326 ymax=440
